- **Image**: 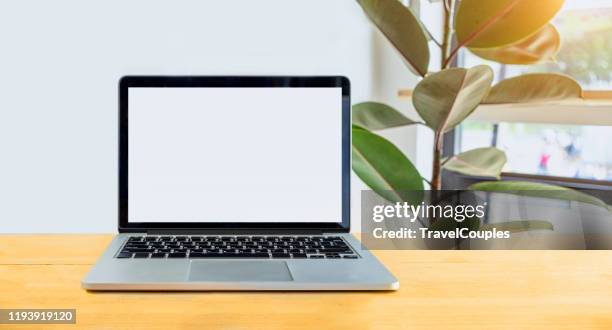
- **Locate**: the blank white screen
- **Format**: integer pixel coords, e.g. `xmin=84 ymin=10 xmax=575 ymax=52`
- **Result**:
xmin=128 ymin=87 xmax=342 ymax=223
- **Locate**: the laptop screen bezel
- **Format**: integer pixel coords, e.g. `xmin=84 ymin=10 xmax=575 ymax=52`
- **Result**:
xmin=118 ymin=76 xmax=350 ymax=233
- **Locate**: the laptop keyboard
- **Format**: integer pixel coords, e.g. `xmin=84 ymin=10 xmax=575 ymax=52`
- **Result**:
xmin=116 ymin=236 xmax=359 ymax=259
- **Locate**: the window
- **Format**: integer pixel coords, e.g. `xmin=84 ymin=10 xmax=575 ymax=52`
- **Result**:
xmin=458 ymin=122 xmax=612 ymax=181
xmin=456 ymin=0 xmax=612 ymax=183
xmin=461 ymin=0 xmax=612 ymax=89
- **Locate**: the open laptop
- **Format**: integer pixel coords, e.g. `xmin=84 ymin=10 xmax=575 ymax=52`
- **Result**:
xmin=82 ymin=76 xmax=398 ymax=291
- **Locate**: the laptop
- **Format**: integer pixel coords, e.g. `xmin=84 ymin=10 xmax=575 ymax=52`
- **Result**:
xmin=82 ymin=76 xmax=398 ymax=291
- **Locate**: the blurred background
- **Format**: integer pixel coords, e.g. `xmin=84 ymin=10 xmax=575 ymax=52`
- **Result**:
xmin=459 ymin=0 xmax=612 ymax=182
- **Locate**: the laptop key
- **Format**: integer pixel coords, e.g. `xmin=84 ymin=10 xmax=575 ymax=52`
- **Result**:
xmin=126 ymin=242 xmax=144 ymax=246
xmin=234 ymin=252 xmax=269 ymax=258
xmin=124 ymin=248 xmax=151 ymax=253
xmin=248 ymin=252 xmax=271 ymax=258
xmin=168 ymin=252 xmax=187 ymax=258
xmin=291 ymin=253 xmax=307 ymax=258
xmin=151 ymin=253 xmax=166 ymax=258
xmin=116 ymin=252 xmax=133 ymax=258
xmin=343 ymin=255 xmax=358 ymax=259
xmin=309 ymin=255 xmax=325 ymax=259
xmin=319 ymin=248 xmax=353 ymax=254
xmin=133 ymin=252 xmax=149 ymax=258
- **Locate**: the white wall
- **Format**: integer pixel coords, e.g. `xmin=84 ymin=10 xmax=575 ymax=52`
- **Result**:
xmin=0 ymin=0 xmax=375 ymax=233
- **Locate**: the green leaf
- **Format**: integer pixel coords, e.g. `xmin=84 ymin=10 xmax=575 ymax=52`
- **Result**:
xmin=454 ymin=0 xmax=565 ymax=48
xmin=480 ymin=220 xmax=554 ymax=233
xmin=469 ymin=181 xmax=612 ymax=212
xmin=443 ymin=147 xmax=507 ymax=179
xmin=412 ymin=66 xmax=493 ymax=133
xmin=429 ymin=216 xmax=481 ymax=232
xmin=352 ymin=102 xmax=419 ymax=130
xmin=356 ymin=0 xmax=430 ymax=76
xmin=469 ymin=24 xmax=560 ymax=65
xmin=352 ymin=128 xmax=424 ymax=203
xmin=483 ymin=73 xmax=582 ymax=104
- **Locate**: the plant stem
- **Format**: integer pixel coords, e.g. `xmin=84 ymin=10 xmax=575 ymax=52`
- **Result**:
xmin=443 ymin=46 xmax=461 ymax=69
xmin=431 ymin=131 xmax=443 ymax=190
xmin=441 ymin=0 xmax=454 ymax=69
xmin=432 ymin=0 xmax=454 ymax=190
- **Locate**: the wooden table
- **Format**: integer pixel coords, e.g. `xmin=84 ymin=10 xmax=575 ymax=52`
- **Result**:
xmin=1 ymin=235 xmax=611 ymax=329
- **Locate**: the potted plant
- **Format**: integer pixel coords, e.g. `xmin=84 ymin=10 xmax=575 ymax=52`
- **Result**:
xmin=352 ymin=0 xmax=610 ymax=241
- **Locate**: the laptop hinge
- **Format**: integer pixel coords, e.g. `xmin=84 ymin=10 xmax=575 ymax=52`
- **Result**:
xmin=146 ymin=229 xmax=326 ymax=235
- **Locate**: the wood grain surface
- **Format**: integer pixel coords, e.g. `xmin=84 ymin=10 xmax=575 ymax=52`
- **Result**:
xmin=1 ymin=235 xmax=611 ymax=329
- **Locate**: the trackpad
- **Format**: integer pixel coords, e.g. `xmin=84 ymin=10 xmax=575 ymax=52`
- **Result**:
xmin=188 ymin=260 xmax=293 ymax=282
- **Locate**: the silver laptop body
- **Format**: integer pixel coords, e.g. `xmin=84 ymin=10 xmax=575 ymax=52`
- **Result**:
xmin=82 ymin=76 xmax=398 ymax=291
